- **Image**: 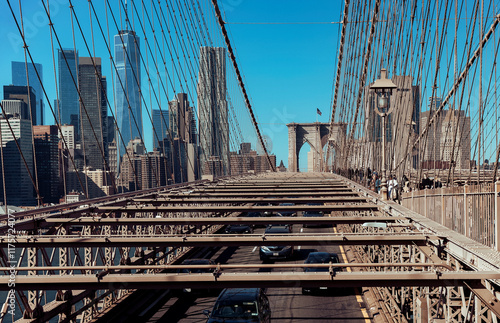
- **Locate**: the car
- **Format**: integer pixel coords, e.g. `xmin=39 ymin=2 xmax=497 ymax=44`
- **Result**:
xmin=255 ymin=202 xmax=273 ymax=216
xmin=267 ymin=212 xmax=293 ymax=230
xmin=179 ymin=258 xmax=215 ymax=273
xmin=177 ymin=258 xmax=215 ymax=294
xmin=302 ymin=252 xmax=340 ymax=294
xmin=302 ymin=203 xmax=326 ymax=228
xmin=204 ymin=288 xmax=271 ymax=323
xmin=243 ymin=211 xmax=267 ymax=228
xmin=225 ymin=224 xmax=254 ymax=234
xmin=259 ymin=226 xmax=293 ymax=261
xmin=276 ymin=202 xmax=296 ymax=217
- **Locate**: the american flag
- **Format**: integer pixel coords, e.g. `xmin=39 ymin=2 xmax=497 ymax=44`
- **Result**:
xmin=316 ymin=108 xmax=322 ymax=116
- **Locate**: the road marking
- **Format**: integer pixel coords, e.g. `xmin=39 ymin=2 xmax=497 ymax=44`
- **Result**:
xmin=334 ymin=227 xmax=371 ymax=322
xmin=252 ymin=246 xmax=257 ymax=253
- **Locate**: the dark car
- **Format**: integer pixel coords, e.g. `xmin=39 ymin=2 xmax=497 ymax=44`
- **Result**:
xmin=178 ymin=258 xmax=215 ymax=294
xmin=225 ymin=224 xmax=254 ymax=234
xmin=244 ymin=211 xmax=266 ymax=228
xmin=255 ymin=202 xmax=273 ymax=216
xmin=276 ymin=202 xmax=296 ymax=217
xmin=204 ymin=288 xmax=271 ymax=323
xmin=302 ymin=252 xmax=340 ymax=294
xmin=259 ymin=226 xmax=293 ymax=262
xmin=302 ymin=210 xmax=325 ymax=228
xmin=302 ymin=203 xmax=326 ymax=228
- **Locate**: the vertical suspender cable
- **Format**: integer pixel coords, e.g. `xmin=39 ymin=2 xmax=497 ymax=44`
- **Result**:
xmin=395 ymin=13 xmax=500 ymax=172
xmin=325 ymin=0 xmax=350 ymax=171
xmin=210 ymin=0 xmax=275 ymax=172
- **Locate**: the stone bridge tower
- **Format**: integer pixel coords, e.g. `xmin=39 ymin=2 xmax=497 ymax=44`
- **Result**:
xmin=287 ymin=122 xmax=346 ymax=172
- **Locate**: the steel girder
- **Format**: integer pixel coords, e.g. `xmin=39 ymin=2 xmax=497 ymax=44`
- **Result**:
xmin=132 ymin=196 xmax=368 ymax=204
xmin=2 ymin=233 xmax=432 ymax=248
xmin=160 ymin=191 xmax=361 ymax=198
xmin=96 ymin=204 xmax=379 ymax=213
xmin=39 ymin=215 xmax=405 ymax=227
xmin=2 ymin=271 xmax=497 ymax=291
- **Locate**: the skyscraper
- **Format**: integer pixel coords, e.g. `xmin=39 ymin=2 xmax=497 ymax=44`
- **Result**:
xmin=152 ymin=108 xmax=169 ymax=150
xmin=114 ymin=29 xmax=142 ymax=169
xmin=57 ymin=49 xmax=79 ymax=137
xmin=197 ymin=47 xmax=229 ymax=176
xmin=0 ymin=115 xmax=35 ymax=206
xmin=33 ymin=125 xmax=60 ymax=204
xmin=3 ymin=85 xmax=36 ymax=123
xmin=170 ymin=93 xmax=195 ymax=142
xmin=169 ymin=93 xmax=199 ymax=182
xmin=11 ymin=61 xmax=44 ymax=125
xmin=78 ymin=57 xmax=107 ymax=170
xmin=420 ymin=108 xmax=471 ymax=170
xmin=1 ymin=99 xmax=28 ymax=119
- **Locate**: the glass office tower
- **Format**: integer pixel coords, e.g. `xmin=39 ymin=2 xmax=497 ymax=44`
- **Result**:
xmin=114 ymin=29 xmax=142 ymax=170
xmin=11 ymin=61 xmax=44 ymax=125
xmin=57 ymin=49 xmax=80 ymax=138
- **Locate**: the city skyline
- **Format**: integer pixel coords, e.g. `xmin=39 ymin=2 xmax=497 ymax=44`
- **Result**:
xmin=0 ymin=1 xmax=345 ymax=168
xmin=0 ymin=1 xmax=497 ymax=194
xmin=2 ymin=2 xmax=500 ymax=321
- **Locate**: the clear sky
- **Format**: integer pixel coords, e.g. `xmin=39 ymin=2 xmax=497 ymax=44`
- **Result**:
xmin=219 ymin=0 xmax=343 ymax=168
xmin=0 ymin=0 xmax=343 ymax=170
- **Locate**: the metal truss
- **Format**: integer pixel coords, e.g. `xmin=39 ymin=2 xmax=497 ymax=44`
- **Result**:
xmin=337 ymin=175 xmax=500 ymax=322
xmin=2 ymin=173 xmax=500 ymax=322
xmin=2 ymin=271 xmax=496 ymax=291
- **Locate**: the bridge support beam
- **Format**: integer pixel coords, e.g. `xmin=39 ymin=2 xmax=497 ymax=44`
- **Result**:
xmin=288 ymin=123 xmax=298 ymax=172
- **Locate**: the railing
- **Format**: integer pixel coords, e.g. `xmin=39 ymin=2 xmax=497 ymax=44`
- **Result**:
xmin=401 ymin=181 xmax=500 ymax=250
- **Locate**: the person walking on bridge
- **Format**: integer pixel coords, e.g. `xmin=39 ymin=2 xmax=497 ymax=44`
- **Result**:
xmin=388 ymin=175 xmax=399 ymax=202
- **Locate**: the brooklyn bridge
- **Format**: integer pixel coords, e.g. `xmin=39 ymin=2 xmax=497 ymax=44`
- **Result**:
xmin=1 ymin=0 xmax=500 ymax=322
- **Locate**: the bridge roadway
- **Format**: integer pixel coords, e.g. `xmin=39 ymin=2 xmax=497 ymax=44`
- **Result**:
xmin=5 ymin=172 xmax=500 ymax=322
xmin=106 ymin=224 xmax=371 ymax=322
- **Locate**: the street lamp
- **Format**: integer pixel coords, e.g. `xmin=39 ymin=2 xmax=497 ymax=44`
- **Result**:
xmin=370 ymin=68 xmax=397 ymax=200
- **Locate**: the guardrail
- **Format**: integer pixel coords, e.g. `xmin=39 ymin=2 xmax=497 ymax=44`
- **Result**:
xmin=401 ymin=181 xmax=500 ymax=250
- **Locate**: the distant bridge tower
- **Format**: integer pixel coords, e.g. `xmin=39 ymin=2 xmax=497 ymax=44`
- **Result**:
xmin=287 ymin=122 xmax=345 ymax=172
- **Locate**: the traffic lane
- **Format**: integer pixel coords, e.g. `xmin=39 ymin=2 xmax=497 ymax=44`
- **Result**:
xmin=149 ymin=294 xmax=217 ymax=323
xmin=268 ymin=289 xmax=369 ymax=322
xmin=150 ymin=244 xmax=258 ymax=322
xmin=158 ymin=224 xmax=369 ymax=322
xmin=267 ymin=225 xmax=369 ymax=322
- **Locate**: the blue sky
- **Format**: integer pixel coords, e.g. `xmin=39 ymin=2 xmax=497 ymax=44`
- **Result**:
xmin=219 ymin=0 xmax=342 ymax=168
xmin=2 ymin=1 xmax=500 ymax=171
xmin=0 ymin=0 xmax=341 ymax=170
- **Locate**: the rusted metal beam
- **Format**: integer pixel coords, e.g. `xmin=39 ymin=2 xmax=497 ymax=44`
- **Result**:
xmin=0 ymin=180 xmax=209 ymax=222
xmin=97 ymin=204 xmax=378 ymax=213
xmin=195 ymin=185 xmax=348 ymax=190
xmin=2 ymin=271 xmax=496 ymax=291
xmin=0 ymin=262 xmax=453 ymax=272
xmin=464 ymin=280 xmax=500 ymax=319
xmin=163 ymin=191 xmax=360 ymax=198
xmin=42 ymin=215 xmax=404 ymax=226
xmin=184 ymin=187 xmax=351 ymax=193
xmin=132 ymin=196 xmax=367 ymax=204
xmin=13 ymin=215 xmax=402 ymax=232
xmin=2 ymin=234 xmax=433 ymax=248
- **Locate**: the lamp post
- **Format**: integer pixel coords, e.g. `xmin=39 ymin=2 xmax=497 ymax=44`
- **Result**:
xmin=370 ymin=69 xmax=397 ymax=200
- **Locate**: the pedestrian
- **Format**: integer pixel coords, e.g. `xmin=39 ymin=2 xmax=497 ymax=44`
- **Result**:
xmin=434 ymin=178 xmax=442 ymax=188
xmin=419 ymin=174 xmax=433 ymax=190
xmin=375 ymin=175 xmax=381 ymax=194
xmin=388 ymin=175 xmax=399 ymax=201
